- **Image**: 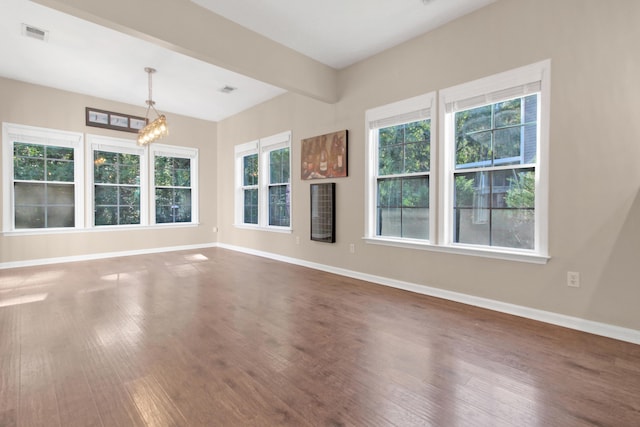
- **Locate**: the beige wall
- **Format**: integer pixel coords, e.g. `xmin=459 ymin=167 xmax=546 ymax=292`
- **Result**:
xmin=0 ymin=77 xmax=218 ymax=264
xmin=217 ymin=0 xmax=640 ymax=331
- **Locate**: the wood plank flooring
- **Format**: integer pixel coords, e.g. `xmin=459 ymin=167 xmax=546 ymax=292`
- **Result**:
xmin=0 ymin=247 xmax=639 ymax=426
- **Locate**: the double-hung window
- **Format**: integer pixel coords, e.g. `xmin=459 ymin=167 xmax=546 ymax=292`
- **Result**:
xmin=242 ymin=153 xmax=259 ymax=224
xmin=366 ymin=93 xmax=435 ymax=242
xmin=3 ymin=123 xmax=84 ymax=232
xmin=440 ymin=60 xmax=549 ymax=257
xmin=150 ymin=144 xmax=199 ymax=225
xmin=365 ymin=60 xmax=549 ymax=262
xmin=88 ymin=135 xmax=147 ymax=227
xmin=235 ymin=131 xmax=291 ymax=231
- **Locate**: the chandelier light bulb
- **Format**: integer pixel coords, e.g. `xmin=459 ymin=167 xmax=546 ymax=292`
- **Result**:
xmin=137 ymin=68 xmax=169 ymax=146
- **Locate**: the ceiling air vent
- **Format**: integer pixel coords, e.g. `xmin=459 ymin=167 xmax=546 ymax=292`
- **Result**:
xmin=220 ymin=85 xmax=237 ymax=94
xmin=22 ymin=24 xmax=49 ymax=42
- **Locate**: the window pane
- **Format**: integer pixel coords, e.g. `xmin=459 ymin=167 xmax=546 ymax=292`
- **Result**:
xmin=402 ymin=208 xmax=429 ymax=240
xmin=491 ymin=208 xmax=534 ymax=249
xmin=94 ymin=150 xmax=141 ymax=227
xmin=270 ymin=148 xmax=290 ymax=184
xmin=14 ymin=142 xmax=44 ymax=158
xmin=14 ymin=182 xmax=45 ymax=205
xmin=94 ymin=151 xmax=116 ymax=185
xmin=243 ymin=188 xmax=258 ymax=224
xmin=14 ymin=156 xmax=45 ymax=181
xmin=268 ymin=184 xmax=290 ymax=226
xmin=376 ymin=176 xmax=429 ymax=239
xmin=174 ymin=168 xmax=191 ymax=187
xmin=243 ymin=154 xmax=258 ymax=186
xmin=119 ymin=187 xmax=140 ymax=207
xmin=119 ymin=207 xmax=140 ymax=225
xmin=503 ymin=169 xmax=535 ymax=209
xmin=405 ymin=142 xmax=429 ymax=173
xmin=155 ymin=156 xmax=191 ymax=224
xmin=456 ymin=130 xmax=491 ymax=169
xmin=95 ymin=206 xmax=117 ymax=226
xmin=46 ymin=159 xmax=74 ymax=182
xmin=155 ymin=188 xmax=192 ymax=223
xmin=117 ymin=165 xmax=138 ymax=185
xmin=379 ymin=125 xmax=404 ymax=147
xmin=378 ymin=208 xmax=402 ymax=237
xmin=378 ymin=120 xmax=430 ymax=176
xmin=378 ymin=145 xmax=403 ymax=176
xmin=494 ymin=98 xmax=521 ymax=128
xmin=402 ymin=177 xmax=429 ymax=208
xmin=46 ymin=146 xmax=74 ymax=160
xmin=47 ymin=206 xmax=74 ymax=228
xmin=455 ymin=172 xmax=490 ymax=244
xmin=456 ymin=105 xmax=491 ymax=134
xmin=154 ymin=156 xmax=172 ymax=186
xmin=48 ymin=184 xmax=74 ymax=205
xmin=405 ymin=120 xmax=430 ymax=143
xmin=15 ymin=206 xmax=45 ymax=229
xmin=454 ymin=169 xmax=535 ymax=249
xmin=95 ymin=185 xmax=117 ymax=205
xmin=155 ymin=156 xmax=191 ymax=187
xmin=494 ymin=127 xmax=522 ymax=165
xmin=377 ymin=178 xmax=402 ymax=208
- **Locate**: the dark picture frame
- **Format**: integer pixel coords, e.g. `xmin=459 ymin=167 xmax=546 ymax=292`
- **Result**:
xmin=310 ymin=183 xmax=336 ymax=243
xmin=85 ymin=107 xmax=147 ymax=133
xmin=301 ymin=130 xmax=348 ymax=180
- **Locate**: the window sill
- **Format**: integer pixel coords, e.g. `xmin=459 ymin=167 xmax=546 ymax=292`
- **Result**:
xmin=363 ymin=236 xmax=549 ymax=264
xmin=3 ymin=222 xmax=200 ymax=236
xmin=234 ymin=223 xmax=292 ymax=234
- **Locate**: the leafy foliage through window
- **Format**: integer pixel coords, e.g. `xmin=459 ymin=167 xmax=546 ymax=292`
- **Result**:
xmin=242 ymin=153 xmax=258 ymax=224
xmin=268 ymin=148 xmax=290 ymax=227
xmin=155 ymin=156 xmax=192 ymax=224
xmin=453 ymin=95 xmax=537 ymax=249
xmin=13 ymin=142 xmax=75 ymax=228
xmin=94 ymin=151 xmax=141 ymax=226
xmin=376 ymin=119 xmax=430 ymax=239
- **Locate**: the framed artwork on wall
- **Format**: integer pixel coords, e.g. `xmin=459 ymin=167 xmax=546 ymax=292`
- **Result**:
xmin=310 ymin=183 xmax=335 ymax=243
xmin=85 ymin=107 xmax=147 ymax=133
xmin=301 ymin=130 xmax=347 ymax=180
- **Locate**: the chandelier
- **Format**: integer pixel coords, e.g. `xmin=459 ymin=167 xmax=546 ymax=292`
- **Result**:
xmin=138 ymin=67 xmax=168 ymax=146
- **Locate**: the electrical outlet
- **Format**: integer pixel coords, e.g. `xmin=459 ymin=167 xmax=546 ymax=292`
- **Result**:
xmin=567 ymin=271 xmax=580 ymax=288
xmin=295 ymin=236 xmax=300 ymax=245
xmin=349 ymin=243 xmax=355 ymax=254
xmin=212 ymin=226 xmax=218 ymax=232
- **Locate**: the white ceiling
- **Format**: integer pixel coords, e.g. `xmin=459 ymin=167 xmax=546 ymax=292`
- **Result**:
xmin=192 ymin=0 xmax=495 ymax=70
xmin=0 ymin=0 xmax=494 ymax=122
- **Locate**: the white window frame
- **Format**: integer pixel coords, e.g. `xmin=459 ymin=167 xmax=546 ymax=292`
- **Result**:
xmin=149 ymin=144 xmax=199 ymax=226
xmin=234 ymin=140 xmax=259 ymax=227
xmin=234 ymin=130 xmax=292 ymax=233
xmin=86 ymin=134 xmax=148 ymax=228
xmin=364 ymin=92 xmax=436 ymax=246
xmin=438 ymin=59 xmax=550 ymax=262
xmin=2 ymin=122 xmax=84 ymax=234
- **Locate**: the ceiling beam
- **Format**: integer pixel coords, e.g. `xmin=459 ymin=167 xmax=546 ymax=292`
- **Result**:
xmin=31 ymin=0 xmax=339 ymax=104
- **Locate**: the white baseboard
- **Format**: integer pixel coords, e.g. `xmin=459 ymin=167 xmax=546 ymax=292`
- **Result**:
xmin=0 ymin=242 xmax=217 ymax=270
xmin=218 ymin=243 xmax=640 ymax=346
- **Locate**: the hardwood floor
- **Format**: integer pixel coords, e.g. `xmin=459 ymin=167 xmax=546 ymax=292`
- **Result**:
xmin=0 ymin=247 xmax=639 ymax=426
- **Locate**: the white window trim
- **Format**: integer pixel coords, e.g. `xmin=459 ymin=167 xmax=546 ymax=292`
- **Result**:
xmin=86 ymin=134 xmax=148 ymax=228
xmin=363 ymin=60 xmax=550 ymax=264
xmin=2 ymin=122 xmax=84 ymax=233
xmin=234 ymin=140 xmax=259 ymax=228
xmin=438 ymin=59 xmax=551 ymax=261
xmin=234 ymin=131 xmax=292 ymax=232
xmin=364 ymin=92 xmax=436 ymax=244
xmin=149 ymin=143 xmax=199 ymax=226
